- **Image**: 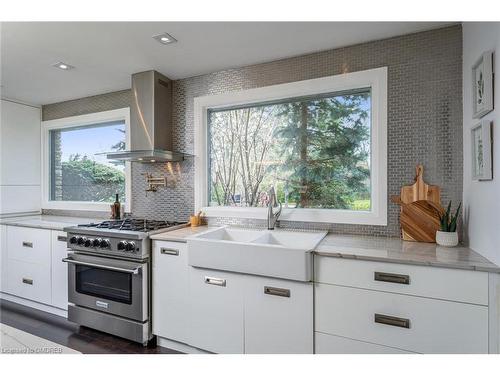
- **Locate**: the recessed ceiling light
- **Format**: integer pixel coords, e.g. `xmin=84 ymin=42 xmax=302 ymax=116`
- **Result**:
xmin=153 ymin=32 xmax=177 ymax=45
xmin=53 ymin=62 xmax=74 ymax=70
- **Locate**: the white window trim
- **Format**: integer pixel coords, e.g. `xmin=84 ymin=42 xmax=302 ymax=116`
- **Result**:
xmin=41 ymin=108 xmax=131 ymax=212
xmin=194 ymin=67 xmax=387 ymax=225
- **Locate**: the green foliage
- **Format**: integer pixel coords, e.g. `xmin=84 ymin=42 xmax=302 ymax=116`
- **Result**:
xmin=274 ymin=93 xmax=370 ymax=209
xmin=208 ymin=91 xmax=371 ymax=209
xmin=439 ymin=201 xmax=462 ymax=232
xmin=61 ymin=154 xmax=125 ymax=202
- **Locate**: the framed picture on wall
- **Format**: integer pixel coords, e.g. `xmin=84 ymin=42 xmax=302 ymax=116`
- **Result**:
xmin=471 ymin=120 xmax=493 ymax=181
xmin=472 ymin=51 xmax=494 ymax=119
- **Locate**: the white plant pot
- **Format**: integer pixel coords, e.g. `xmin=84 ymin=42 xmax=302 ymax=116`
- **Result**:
xmin=436 ymin=231 xmax=459 ymax=247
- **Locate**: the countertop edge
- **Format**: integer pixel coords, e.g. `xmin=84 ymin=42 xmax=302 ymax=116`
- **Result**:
xmin=0 ymin=221 xmax=66 ymax=231
xmin=313 ymin=251 xmax=500 ymax=273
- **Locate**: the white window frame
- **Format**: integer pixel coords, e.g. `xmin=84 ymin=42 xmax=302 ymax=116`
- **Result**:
xmin=41 ymin=108 xmax=131 ymax=212
xmin=194 ymin=67 xmax=387 ymax=225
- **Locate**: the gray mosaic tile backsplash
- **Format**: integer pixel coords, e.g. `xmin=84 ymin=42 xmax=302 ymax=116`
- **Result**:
xmin=42 ymin=25 xmax=463 ymax=237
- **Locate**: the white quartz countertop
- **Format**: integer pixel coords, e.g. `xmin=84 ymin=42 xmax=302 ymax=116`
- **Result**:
xmin=315 ymin=233 xmax=500 ymax=272
xmin=0 ymin=215 xmax=101 ymax=231
xmin=150 ymin=226 xmax=500 ymax=273
xmin=150 ymin=225 xmax=213 ymax=241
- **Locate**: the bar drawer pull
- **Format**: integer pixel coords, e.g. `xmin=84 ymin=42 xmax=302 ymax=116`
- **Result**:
xmin=204 ymin=276 xmax=226 ymax=287
xmin=57 ymin=235 xmax=67 ymax=242
xmin=374 ymin=313 xmax=410 ymax=329
xmin=374 ymin=272 xmax=410 ymax=285
xmin=22 ymin=241 xmax=33 ymax=248
xmin=22 ymin=278 xmax=33 ymax=285
xmin=264 ymin=286 xmax=291 ymax=297
xmin=160 ymin=248 xmax=179 ymax=256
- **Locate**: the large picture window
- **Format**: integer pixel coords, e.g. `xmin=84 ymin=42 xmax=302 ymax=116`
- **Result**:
xmin=195 ymin=68 xmax=387 ymax=225
xmin=42 ymin=108 xmax=130 ymax=211
xmin=208 ymin=90 xmax=371 ymax=211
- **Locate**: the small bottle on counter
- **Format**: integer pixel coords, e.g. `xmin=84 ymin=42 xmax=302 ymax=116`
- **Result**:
xmin=113 ymin=193 xmax=121 ymax=220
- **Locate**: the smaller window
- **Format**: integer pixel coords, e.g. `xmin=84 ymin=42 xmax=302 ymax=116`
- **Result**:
xmin=48 ymin=120 xmax=126 ymax=204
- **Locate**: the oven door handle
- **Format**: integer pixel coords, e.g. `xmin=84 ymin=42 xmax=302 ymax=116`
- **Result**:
xmin=62 ymin=258 xmax=141 ymax=275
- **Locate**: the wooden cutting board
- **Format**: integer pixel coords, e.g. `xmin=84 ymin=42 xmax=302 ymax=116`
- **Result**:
xmin=392 ymin=198 xmax=444 ymax=243
xmin=391 ymin=165 xmax=442 ymax=242
xmin=399 ymin=165 xmax=440 ymax=205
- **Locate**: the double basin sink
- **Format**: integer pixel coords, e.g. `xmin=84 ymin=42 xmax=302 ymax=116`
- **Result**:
xmin=187 ymin=227 xmax=327 ymax=281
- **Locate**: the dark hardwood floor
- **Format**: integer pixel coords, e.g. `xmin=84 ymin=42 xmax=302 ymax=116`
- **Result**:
xmin=0 ymin=299 xmax=181 ymax=354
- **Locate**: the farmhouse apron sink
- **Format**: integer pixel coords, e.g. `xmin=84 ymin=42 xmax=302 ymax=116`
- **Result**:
xmin=187 ymin=227 xmax=327 ymax=281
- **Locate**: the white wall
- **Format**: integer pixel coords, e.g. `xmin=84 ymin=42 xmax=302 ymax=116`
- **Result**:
xmin=463 ymin=23 xmax=500 ymax=265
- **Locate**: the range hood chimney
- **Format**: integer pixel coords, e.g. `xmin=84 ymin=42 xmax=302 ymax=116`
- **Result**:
xmin=106 ymin=70 xmax=188 ymax=163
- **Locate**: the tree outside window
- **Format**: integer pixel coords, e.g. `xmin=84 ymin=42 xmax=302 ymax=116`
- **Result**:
xmin=208 ymin=90 xmax=371 ymax=211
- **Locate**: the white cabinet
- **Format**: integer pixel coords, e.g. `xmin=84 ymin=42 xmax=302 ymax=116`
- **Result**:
xmin=0 ymin=99 xmax=41 ymax=215
xmin=1 ymin=225 xmax=70 ymax=310
xmin=4 ymin=226 xmax=52 ymax=304
xmin=152 ymin=240 xmax=190 ymax=344
xmin=7 ymin=259 xmax=51 ymax=304
xmin=314 ymin=256 xmax=491 ymax=354
xmin=244 ymin=276 xmax=313 ymax=354
xmin=7 ymin=226 xmax=51 ymax=266
xmin=189 ymin=267 xmax=245 ymax=353
xmin=315 ymin=256 xmax=489 ymax=305
xmin=51 ymin=231 xmax=68 ymax=310
xmin=185 ymin=265 xmax=313 ymax=354
xmin=0 ymin=225 xmax=7 ymax=292
xmin=315 ymin=332 xmax=413 ymax=354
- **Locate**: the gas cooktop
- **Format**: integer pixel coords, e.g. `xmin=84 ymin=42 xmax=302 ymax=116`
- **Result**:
xmin=77 ymin=218 xmax=187 ymax=232
xmin=64 ymin=218 xmax=189 ymax=259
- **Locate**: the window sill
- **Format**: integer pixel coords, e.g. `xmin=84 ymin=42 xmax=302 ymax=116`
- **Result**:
xmin=41 ymin=201 xmax=127 ymax=213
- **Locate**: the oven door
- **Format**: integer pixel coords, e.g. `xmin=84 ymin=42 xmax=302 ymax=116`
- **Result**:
xmin=64 ymin=253 xmax=148 ymax=322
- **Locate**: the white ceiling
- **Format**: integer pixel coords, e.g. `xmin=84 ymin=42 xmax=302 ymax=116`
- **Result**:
xmin=1 ymin=22 xmax=451 ymax=105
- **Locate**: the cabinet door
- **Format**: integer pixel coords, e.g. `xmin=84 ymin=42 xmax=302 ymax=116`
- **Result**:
xmin=0 ymin=100 xmax=41 ymax=186
xmin=188 ymin=267 xmax=244 ymax=353
xmin=6 ymin=258 xmax=51 ymax=304
xmin=245 ymin=276 xmax=313 ymax=353
xmin=51 ymin=231 xmax=68 ymax=310
xmin=0 ymin=225 xmax=7 ymax=293
xmin=152 ymin=241 xmax=189 ymax=343
xmin=7 ymin=226 xmax=51 ymax=266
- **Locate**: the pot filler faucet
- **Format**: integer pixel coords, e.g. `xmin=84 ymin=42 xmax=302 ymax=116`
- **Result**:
xmin=267 ymin=186 xmax=282 ymax=230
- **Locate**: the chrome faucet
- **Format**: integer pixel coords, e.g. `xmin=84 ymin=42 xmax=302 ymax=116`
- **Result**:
xmin=267 ymin=186 xmax=282 ymax=230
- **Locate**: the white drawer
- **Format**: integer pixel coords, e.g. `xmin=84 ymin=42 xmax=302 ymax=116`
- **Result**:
xmin=6 ymin=259 xmax=51 ymax=305
xmin=314 ymin=257 xmax=488 ymax=305
xmin=7 ymin=226 xmax=51 ymax=266
xmin=315 ymin=332 xmax=414 ymax=354
xmin=315 ymin=284 xmax=489 ymax=353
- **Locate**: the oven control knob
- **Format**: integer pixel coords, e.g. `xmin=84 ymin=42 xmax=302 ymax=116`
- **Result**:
xmin=84 ymin=238 xmax=92 ymax=247
xmin=92 ymin=238 xmax=101 ymax=247
xmin=117 ymin=241 xmax=127 ymax=251
xmin=100 ymin=239 xmax=110 ymax=248
xmin=77 ymin=237 xmax=86 ymax=245
xmin=125 ymin=241 xmax=136 ymax=252
xmin=69 ymin=236 xmax=78 ymax=244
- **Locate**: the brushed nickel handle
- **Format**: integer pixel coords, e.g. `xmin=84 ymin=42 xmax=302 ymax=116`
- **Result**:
xmin=204 ymin=276 xmax=226 ymax=287
xmin=22 ymin=278 xmax=33 ymax=285
xmin=22 ymin=241 xmax=33 ymax=248
xmin=62 ymin=258 xmax=140 ymax=274
xmin=374 ymin=313 xmax=410 ymax=329
xmin=57 ymin=235 xmax=67 ymax=242
xmin=160 ymin=247 xmax=179 ymax=256
xmin=264 ymin=286 xmax=290 ymax=297
xmin=374 ymin=272 xmax=410 ymax=285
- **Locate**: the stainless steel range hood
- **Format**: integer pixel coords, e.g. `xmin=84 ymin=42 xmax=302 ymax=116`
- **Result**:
xmin=106 ymin=70 xmax=190 ymax=163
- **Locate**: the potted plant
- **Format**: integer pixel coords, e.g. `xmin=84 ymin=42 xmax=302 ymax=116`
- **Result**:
xmin=436 ymin=201 xmax=461 ymax=247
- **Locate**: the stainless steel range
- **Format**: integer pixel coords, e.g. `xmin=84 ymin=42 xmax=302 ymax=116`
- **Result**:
xmin=63 ymin=218 xmax=187 ymax=345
